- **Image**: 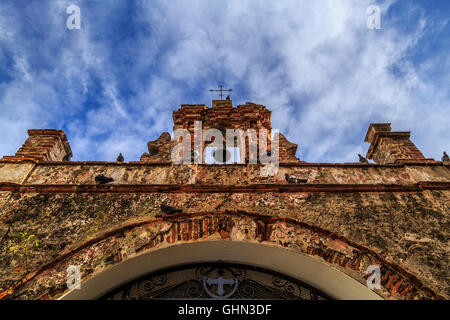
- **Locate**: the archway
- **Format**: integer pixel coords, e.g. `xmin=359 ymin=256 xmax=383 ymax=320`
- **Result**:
xmin=59 ymin=241 xmax=381 ymax=300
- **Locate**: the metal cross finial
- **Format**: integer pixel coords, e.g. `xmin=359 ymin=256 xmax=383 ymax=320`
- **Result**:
xmin=209 ymin=85 xmax=232 ymax=99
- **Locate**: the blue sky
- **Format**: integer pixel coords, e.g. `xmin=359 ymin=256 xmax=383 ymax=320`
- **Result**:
xmin=0 ymin=0 xmax=448 ymax=162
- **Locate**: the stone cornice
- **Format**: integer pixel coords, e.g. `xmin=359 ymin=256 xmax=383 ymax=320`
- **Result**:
xmin=0 ymin=182 xmax=448 ymax=193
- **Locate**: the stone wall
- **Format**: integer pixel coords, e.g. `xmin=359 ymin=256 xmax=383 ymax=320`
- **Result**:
xmin=0 ymin=162 xmax=447 ymax=186
xmin=0 ymin=161 xmax=448 ymax=300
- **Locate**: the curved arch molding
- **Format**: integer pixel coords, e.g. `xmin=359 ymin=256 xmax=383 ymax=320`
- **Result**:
xmin=0 ymin=212 xmax=444 ymax=300
xmin=61 ymin=241 xmax=380 ymax=300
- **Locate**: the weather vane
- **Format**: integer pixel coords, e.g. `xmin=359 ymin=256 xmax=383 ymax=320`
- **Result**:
xmin=209 ymin=85 xmax=232 ymax=99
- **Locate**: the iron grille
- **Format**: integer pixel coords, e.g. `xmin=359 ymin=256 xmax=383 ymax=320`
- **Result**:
xmin=101 ymin=263 xmax=331 ymax=300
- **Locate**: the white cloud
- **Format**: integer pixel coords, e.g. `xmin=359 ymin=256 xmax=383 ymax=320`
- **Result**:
xmin=139 ymin=0 xmax=448 ymax=162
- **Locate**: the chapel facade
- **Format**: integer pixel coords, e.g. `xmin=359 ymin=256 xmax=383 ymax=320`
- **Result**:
xmin=0 ymin=99 xmax=448 ymax=300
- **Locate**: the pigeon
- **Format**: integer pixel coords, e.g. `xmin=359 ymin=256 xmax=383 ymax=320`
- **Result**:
xmin=116 ymin=153 xmax=124 ymax=162
xmin=285 ymin=173 xmax=308 ymax=184
xmin=95 ymin=174 xmax=114 ymax=184
xmin=358 ymin=154 xmax=369 ymax=164
xmin=226 ymin=95 xmax=231 ymax=100
xmin=62 ymin=154 xmax=71 ymax=162
xmin=160 ymin=204 xmax=183 ymax=215
xmin=442 ymin=151 xmax=449 ymax=162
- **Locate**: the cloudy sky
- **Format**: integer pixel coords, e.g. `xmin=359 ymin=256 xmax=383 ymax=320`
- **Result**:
xmin=0 ymin=0 xmax=448 ymax=162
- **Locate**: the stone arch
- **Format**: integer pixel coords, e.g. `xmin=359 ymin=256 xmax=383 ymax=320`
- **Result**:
xmin=60 ymin=241 xmax=380 ymax=300
xmin=0 ymin=211 xmax=443 ymax=300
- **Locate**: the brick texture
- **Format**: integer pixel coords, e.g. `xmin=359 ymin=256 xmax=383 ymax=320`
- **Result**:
xmin=365 ymin=123 xmax=433 ymax=164
xmin=168 ymin=100 xmax=300 ymax=163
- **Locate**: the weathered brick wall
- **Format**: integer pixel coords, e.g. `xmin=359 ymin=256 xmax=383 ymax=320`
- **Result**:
xmin=0 ymin=165 xmax=448 ymax=299
xmin=173 ymin=101 xmax=272 ymax=134
xmin=1 ymin=210 xmax=447 ymax=300
xmin=1 ymin=130 xmax=72 ymax=162
xmin=140 ymin=132 xmax=175 ymax=163
xmin=170 ymin=100 xmax=301 ymax=163
xmin=365 ymin=124 xmax=433 ymax=164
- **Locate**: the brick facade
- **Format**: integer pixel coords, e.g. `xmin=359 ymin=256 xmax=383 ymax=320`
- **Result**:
xmin=169 ymin=99 xmax=299 ymax=163
xmin=0 ymin=100 xmax=448 ymax=300
xmin=1 ymin=129 xmax=72 ymax=162
xmin=365 ymin=123 xmax=434 ymax=164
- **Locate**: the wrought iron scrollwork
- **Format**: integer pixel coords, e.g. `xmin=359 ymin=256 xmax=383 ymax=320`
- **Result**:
xmin=101 ymin=263 xmax=330 ymax=300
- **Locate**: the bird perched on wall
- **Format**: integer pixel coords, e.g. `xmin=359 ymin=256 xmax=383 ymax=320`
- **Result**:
xmin=358 ymin=154 xmax=369 ymax=164
xmin=442 ymin=151 xmax=449 ymax=162
xmin=285 ymin=173 xmax=308 ymax=184
xmin=62 ymin=154 xmax=70 ymax=162
xmin=160 ymin=204 xmax=183 ymax=215
xmin=95 ymin=174 xmax=114 ymax=184
xmin=116 ymin=153 xmax=124 ymax=162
